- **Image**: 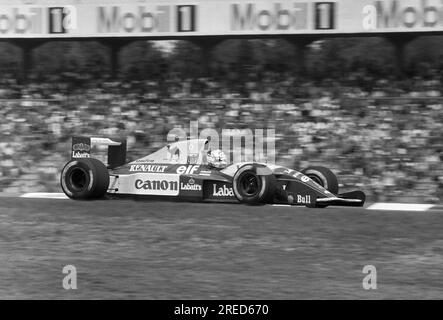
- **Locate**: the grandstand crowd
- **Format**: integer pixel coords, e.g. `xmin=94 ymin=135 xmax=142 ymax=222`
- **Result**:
xmin=0 ymin=68 xmax=442 ymax=202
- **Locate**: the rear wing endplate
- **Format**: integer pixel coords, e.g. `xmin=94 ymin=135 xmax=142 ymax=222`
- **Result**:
xmin=71 ymin=136 xmax=126 ymax=169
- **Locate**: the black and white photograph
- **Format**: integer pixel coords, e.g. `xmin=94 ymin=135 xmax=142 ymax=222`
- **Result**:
xmin=0 ymin=0 xmax=442 ymax=307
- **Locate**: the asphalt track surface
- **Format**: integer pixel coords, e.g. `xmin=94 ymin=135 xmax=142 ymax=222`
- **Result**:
xmin=1 ymin=197 xmax=443 ymax=299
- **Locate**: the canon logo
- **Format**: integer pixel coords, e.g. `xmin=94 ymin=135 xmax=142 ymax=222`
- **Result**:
xmin=135 ymin=179 xmax=178 ymax=191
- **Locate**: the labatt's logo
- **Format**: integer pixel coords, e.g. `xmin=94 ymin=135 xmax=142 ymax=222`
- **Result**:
xmin=72 ymin=151 xmax=90 ymax=158
xmin=212 ymin=184 xmax=234 ymax=197
xmin=231 ymin=3 xmax=308 ymax=31
xmin=365 ymin=0 xmax=443 ymax=29
xmin=181 ymin=178 xmax=202 ymax=191
xmin=73 ymin=143 xmax=90 ymax=152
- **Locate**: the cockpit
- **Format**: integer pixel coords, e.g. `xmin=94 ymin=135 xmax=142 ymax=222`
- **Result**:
xmin=133 ymin=139 xmax=213 ymax=165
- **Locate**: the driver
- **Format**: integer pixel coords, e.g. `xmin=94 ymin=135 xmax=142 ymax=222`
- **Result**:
xmin=206 ymin=149 xmax=228 ymax=169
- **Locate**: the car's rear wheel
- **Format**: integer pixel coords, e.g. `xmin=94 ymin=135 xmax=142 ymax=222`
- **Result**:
xmin=302 ymin=166 xmax=339 ymax=195
xmin=60 ymin=158 xmax=110 ymax=199
xmin=232 ymin=164 xmax=276 ymax=205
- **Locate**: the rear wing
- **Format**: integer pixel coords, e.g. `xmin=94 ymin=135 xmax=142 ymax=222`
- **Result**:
xmin=71 ymin=136 xmax=127 ymax=169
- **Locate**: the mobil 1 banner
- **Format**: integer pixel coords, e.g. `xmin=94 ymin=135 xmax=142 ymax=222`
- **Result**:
xmin=0 ymin=5 xmax=77 ymax=35
xmin=208 ymin=0 xmax=443 ymax=35
xmin=358 ymin=0 xmax=443 ymax=33
xmin=1 ymin=0 xmax=443 ymax=38
xmin=204 ymin=0 xmax=338 ymax=35
xmin=96 ymin=4 xmax=197 ymax=34
xmin=0 ymin=0 xmax=198 ymax=38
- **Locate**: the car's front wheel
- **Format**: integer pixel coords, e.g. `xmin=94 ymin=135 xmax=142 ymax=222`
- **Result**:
xmin=302 ymin=166 xmax=339 ymax=195
xmin=232 ymin=164 xmax=276 ymax=205
xmin=60 ymin=158 xmax=110 ymax=200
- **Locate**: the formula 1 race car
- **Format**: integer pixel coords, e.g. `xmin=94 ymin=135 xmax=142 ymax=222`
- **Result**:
xmin=60 ymin=137 xmax=366 ymax=208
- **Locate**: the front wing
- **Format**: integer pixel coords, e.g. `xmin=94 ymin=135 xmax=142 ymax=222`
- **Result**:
xmin=275 ymin=177 xmax=366 ymax=207
xmin=315 ymin=191 xmax=366 ymax=207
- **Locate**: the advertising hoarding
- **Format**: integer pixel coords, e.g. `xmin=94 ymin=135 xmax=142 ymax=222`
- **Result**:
xmin=0 ymin=0 xmax=442 ymax=38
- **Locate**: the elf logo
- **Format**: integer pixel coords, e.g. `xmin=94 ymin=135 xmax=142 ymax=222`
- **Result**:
xmin=176 ymin=165 xmax=200 ymax=175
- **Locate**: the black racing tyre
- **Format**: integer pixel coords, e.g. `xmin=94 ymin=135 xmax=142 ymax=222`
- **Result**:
xmin=60 ymin=158 xmax=110 ymax=200
xmin=302 ymin=166 xmax=339 ymax=195
xmin=232 ymin=164 xmax=276 ymax=205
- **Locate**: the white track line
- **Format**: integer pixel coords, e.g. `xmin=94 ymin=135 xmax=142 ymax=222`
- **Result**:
xmin=20 ymin=192 xmax=68 ymax=199
xmin=366 ymin=203 xmax=434 ymax=212
xmin=272 ymin=203 xmax=440 ymax=212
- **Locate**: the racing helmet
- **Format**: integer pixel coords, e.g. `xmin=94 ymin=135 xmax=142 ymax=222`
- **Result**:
xmin=207 ymin=149 xmax=228 ymax=169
